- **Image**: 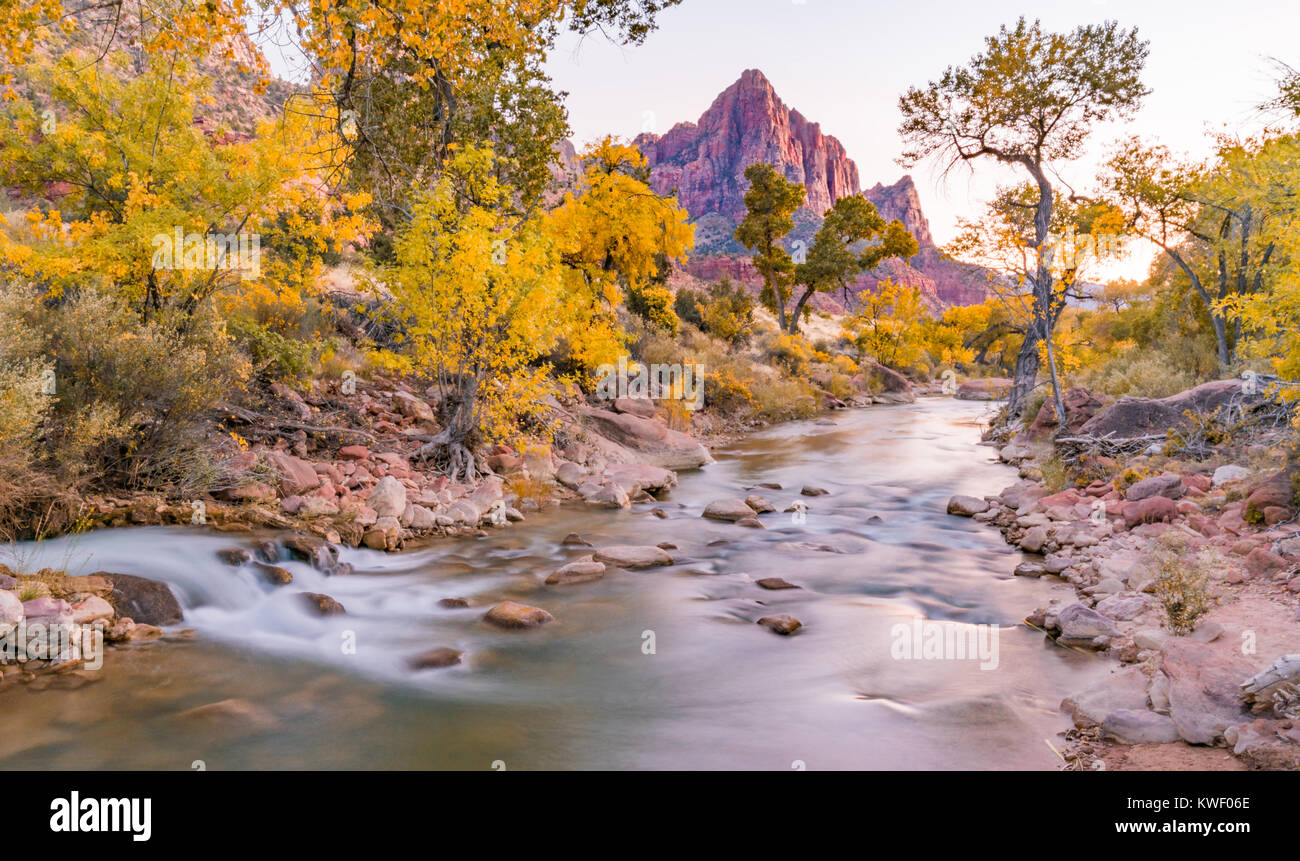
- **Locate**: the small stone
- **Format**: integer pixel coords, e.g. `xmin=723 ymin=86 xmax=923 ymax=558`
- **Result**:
xmin=561 ymin=533 xmax=593 ymax=547
xmin=217 ymin=548 xmax=253 ymax=566
xmin=800 ymin=486 xmax=829 ymax=497
xmin=438 ymin=597 xmax=470 ymax=609
xmin=252 ymin=561 xmax=294 ymax=586
xmin=407 ymin=647 xmax=463 ymax=670
xmin=755 ymin=577 xmax=800 ymax=590
xmin=758 ymin=615 xmax=802 ymax=635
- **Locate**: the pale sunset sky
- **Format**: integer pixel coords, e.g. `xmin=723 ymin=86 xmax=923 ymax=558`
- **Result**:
xmin=545 ymin=0 xmax=1300 ymax=281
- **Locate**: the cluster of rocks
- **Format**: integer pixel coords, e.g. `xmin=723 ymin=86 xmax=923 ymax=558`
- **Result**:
xmin=0 ymin=565 xmax=185 ymax=691
xmin=80 ymin=377 xmax=719 ymax=554
xmin=948 ymin=387 xmax=1300 ymax=766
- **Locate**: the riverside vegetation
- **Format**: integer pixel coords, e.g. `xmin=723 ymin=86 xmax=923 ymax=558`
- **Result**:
xmin=0 ymin=4 xmax=1298 ymax=769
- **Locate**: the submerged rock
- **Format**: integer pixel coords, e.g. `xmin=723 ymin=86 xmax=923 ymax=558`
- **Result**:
xmin=407 ymin=647 xmax=463 ymax=670
xmin=298 ymin=592 xmax=346 ymax=616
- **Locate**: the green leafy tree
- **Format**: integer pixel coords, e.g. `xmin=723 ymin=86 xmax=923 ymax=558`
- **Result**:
xmin=789 ymin=194 xmax=917 ymax=334
xmin=734 ymin=162 xmax=804 ymax=331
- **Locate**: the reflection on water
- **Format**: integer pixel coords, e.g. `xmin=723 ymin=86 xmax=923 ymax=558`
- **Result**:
xmin=1 ymin=399 xmax=1109 ymax=770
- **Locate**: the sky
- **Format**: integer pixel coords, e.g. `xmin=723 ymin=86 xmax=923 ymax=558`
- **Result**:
xmin=545 ymin=0 xmax=1300 ymax=280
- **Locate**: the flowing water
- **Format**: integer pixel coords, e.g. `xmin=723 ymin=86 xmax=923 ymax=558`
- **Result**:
xmin=1 ymin=398 xmax=1109 ymax=770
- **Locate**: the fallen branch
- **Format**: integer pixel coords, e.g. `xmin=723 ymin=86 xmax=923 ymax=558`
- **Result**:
xmin=218 ymin=403 xmax=379 ymax=443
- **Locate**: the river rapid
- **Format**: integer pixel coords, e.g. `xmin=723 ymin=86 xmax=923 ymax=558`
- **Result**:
xmin=2 ymin=398 xmax=1110 ymax=770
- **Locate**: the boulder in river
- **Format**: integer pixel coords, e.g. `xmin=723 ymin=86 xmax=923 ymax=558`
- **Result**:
xmin=407 ymin=647 xmax=464 ymax=670
xmin=484 ymin=601 xmax=554 ymax=628
xmin=252 ymin=561 xmax=294 ymax=586
xmin=282 ymin=533 xmax=341 ymax=574
xmin=1055 ymin=603 xmax=1120 ymax=645
xmin=757 ymin=615 xmax=802 ymax=635
xmin=217 ymin=547 xmax=253 ymax=566
xmin=755 ymin=577 xmax=799 ymax=590
xmin=298 ymin=592 xmax=346 ymax=616
xmin=744 ymin=495 xmax=776 ymax=514
xmin=703 ymin=498 xmax=755 ymax=522
xmin=98 ymin=572 xmax=183 ymax=626
xmin=947 ymin=495 xmax=990 ymax=516
xmin=545 ymin=560 xmax=607 ymax=586
xmin=593 ymin=545 xmax=673 ymax=568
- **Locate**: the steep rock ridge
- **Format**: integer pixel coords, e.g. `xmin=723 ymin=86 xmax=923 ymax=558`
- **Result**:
xmin=623 ymin=69 xmax=990 ymax=310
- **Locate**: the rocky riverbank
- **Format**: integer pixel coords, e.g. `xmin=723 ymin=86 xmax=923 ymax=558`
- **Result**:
xmin=949 ymin=378 xmax=1300 ymax=770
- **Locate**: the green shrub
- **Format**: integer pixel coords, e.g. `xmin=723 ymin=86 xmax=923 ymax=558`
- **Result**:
xmin=673 ymin=286 xmax=706 ymax=328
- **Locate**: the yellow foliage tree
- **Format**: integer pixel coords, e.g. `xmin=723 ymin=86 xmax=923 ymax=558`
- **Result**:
xmin=547 ymin=137 xmax=693 ymax=374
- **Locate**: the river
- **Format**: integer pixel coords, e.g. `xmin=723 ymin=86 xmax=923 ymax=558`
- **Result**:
xmin=1 ymin=398 xmax=1110 ymax=769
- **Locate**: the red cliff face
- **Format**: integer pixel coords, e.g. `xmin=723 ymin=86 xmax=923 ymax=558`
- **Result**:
xmin=627 ymin=69 xmax=989 ymax=309
xmin=634 ymin=69 xmax=859 ymax=227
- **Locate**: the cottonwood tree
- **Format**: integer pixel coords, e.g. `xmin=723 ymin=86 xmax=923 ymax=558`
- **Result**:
xmin=1102 ymin=135 xmax=1295 ymax=370
xmin=734 ymin=162 xmax=805 ymax=332
xmin=788 ymin=195 xmax=917 ymax=335
xmin=949 ymin=183 xmax=1124 ymax=429
xmin=898 ymin=16 xmax=1149 ymax=420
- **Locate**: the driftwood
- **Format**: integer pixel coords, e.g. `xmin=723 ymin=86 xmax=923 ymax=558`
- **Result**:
xmin=1054 ymin=433 xmax=1165 ymax=465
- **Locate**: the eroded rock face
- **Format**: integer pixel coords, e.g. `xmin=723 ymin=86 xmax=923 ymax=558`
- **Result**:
xmin=1160 ymin=639 xmax=1254 ymax=745
xmin=634 ymin=69 xmax=858 ymax=231
xmin=577 ymin=407 xmax=711 ymax=471
xmin=622 ymin=70 xmax=988 ymax=309
xmin=1079 ymin=379 xmax=1261 ymax=439
xmin=1028 ymin=387 xmax=1104 ymax=437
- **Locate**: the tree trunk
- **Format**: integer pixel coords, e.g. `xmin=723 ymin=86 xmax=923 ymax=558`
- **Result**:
xmin=786 ymin=284 xmax=815 ymax=334
xmin=1005 ymin=158 xmax=1056 ymax=422
xmin=1044 ymin=332 xmax=1068 ymax=432
xmin=1007 ymin=332 xmax=1042 ymax=420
